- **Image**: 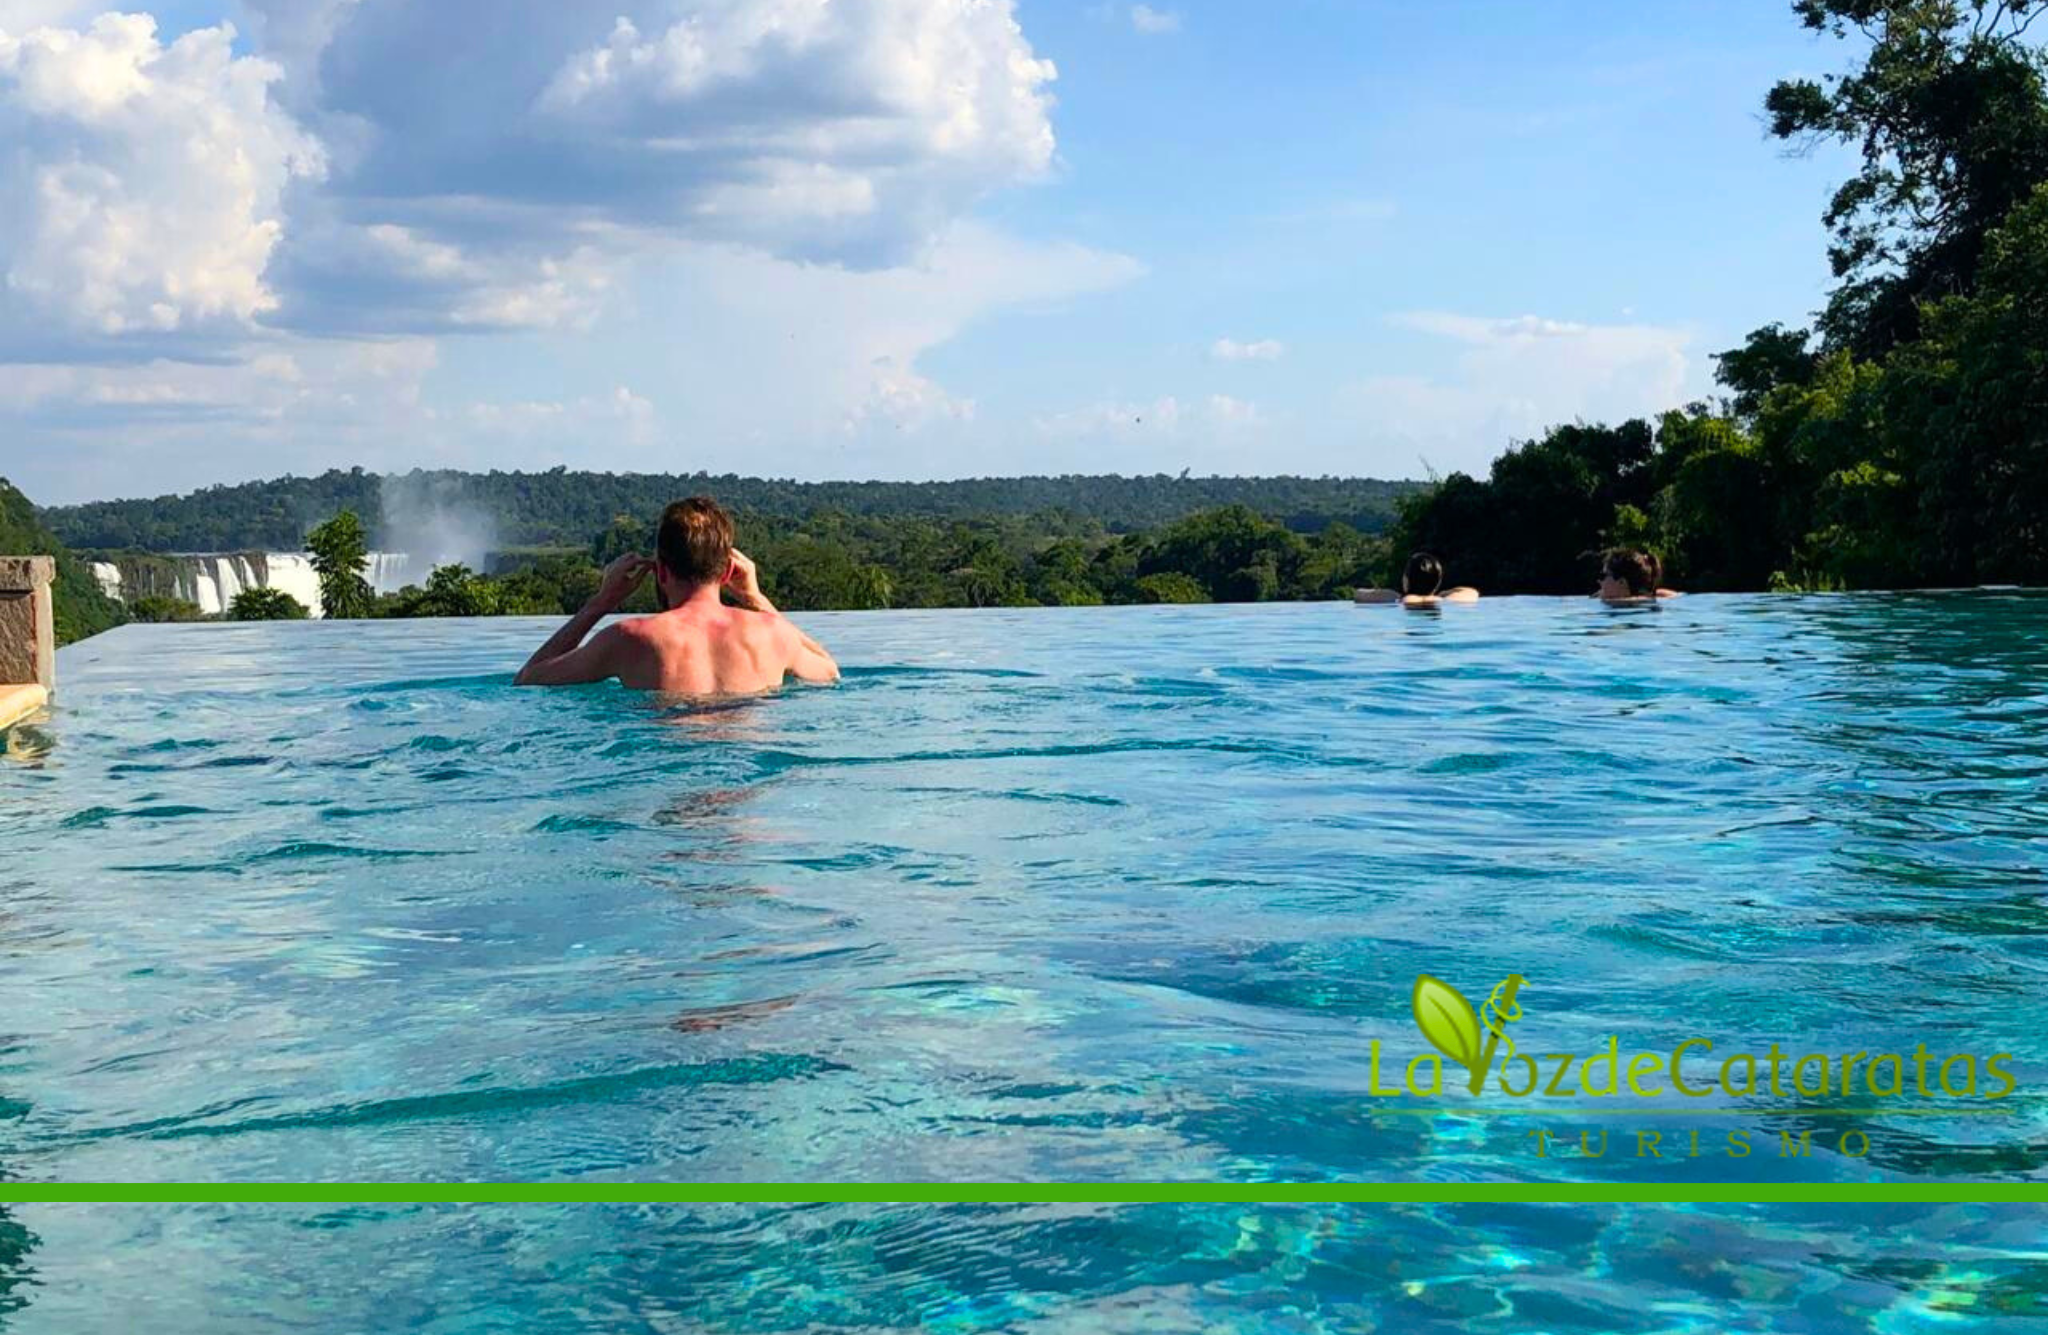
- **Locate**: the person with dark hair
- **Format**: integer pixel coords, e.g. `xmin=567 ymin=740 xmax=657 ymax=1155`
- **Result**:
xmin=516 ymin=496 xmax=839 ymax=693
xmin=1353 ymin=551 xmax=1480 ymax=606
xmin=1596 ymin=548 xmax=1680 ymax=603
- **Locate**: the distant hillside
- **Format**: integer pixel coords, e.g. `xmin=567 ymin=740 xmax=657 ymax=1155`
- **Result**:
xmin=40 ymin=468 xmax=1422 ymax=553
xmin=0 ymin=478 xmax=127 ymax=645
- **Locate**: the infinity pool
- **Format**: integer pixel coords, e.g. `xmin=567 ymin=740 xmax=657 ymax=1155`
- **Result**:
xmin=4 ymin=596 xmax=2046 ymax=1330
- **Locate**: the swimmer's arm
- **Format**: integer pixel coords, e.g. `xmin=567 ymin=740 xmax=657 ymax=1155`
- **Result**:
xmin=514 ymin=616 xmax=626 ymax=686
xmin=1442 ymin=586 xmax=1480 ymax=603
xmin=726 ymin=549 xmax=837 ymax=684
xmin=783 ymin=619 xmax=840 ymax=685
xmin=515 ymin=554 xmax=647 ymax=686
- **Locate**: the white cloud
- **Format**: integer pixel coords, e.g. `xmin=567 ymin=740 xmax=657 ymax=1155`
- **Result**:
xmin=0 ymin=2 xmax=1113 ymax=502
xmin=463 ymin=386 xmax=658 ymax=450
xmin=0 ymin=332 xmax=681 ymax=498
xmin=1339 ymin=310 xmax=1702 ymax=476
xmin=2 ymin=221 xmax=1144 ymax=500
xmin=629 ymin=221 xmax=1143 ymax=473
xmin=289 ymin=0 xmax=1058 ymax=273
xmin=1129 ymin=5 xmax=1181 ymax=34
xmin=0 ymin=1 xmax=93 ymax=31
xmin=0 ymin=14 xmax=324 ymax=344
xmin=1206 ymin=393 xmax=1258 ymax=424
xmin=1210 ymin=337 xmax=1283 ymax=362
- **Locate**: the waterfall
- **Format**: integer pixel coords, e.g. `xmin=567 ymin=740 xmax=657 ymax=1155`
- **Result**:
xmin=366 ymin=553 xmax=417 ymax=594
xmin=260 ymin=555 xmax=326 ymax=617
xmin=90 ymin=551 xmax=420 ymax=619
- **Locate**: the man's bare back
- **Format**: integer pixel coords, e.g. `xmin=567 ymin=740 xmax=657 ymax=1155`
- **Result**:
xmin=516 ymin=514 xmax=838 ymax=695
xmin=608 ymin=598 xmax=826 ymax=695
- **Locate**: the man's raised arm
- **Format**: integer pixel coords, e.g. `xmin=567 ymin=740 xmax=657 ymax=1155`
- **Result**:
xmin=514 ymin=555 xmax=648 ymax=686
xmin=724 ymin=550 xmax=839 ymax=684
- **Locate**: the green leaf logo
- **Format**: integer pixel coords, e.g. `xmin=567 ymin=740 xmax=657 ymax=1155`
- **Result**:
xmin=1412 ymin=973 xmax=1484 ymax=1075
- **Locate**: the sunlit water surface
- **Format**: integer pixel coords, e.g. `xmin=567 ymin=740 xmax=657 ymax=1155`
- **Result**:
xmin=4 ymin=597 xmax=2047 ymax=1331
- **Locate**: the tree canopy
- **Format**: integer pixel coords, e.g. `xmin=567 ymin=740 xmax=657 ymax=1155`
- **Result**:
xmin=0 ymin=477 xmax=126 ymax=645
xmin=229 ymin=588 xmax=310 ymax=621
xmin=306 ymin=511 xmax=375 ymax=620
xmin=42 ymin=471 xmax=1416 ymax=554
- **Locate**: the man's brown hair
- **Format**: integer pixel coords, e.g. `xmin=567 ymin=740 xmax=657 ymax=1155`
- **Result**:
xmin=656 ymin=497 xmax=735 ymax=587
xmin=1601 ymin=547 xmax=1658 ymax=596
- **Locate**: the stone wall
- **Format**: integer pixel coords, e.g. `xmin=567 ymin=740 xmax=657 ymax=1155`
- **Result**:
xmin=0 ymin=558 xmax=55 ymax=727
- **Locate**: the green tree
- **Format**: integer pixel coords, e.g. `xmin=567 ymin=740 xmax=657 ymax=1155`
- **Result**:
xmin=1715 ymin=322 xmax=1820 ymax=416
xmin=1387 ymin=421 xmax=1658 ymax=594
xmin=591 ymin=513 xmax=651 ymax=565
xmin=128 ymin=595 xmax=205 ymax=623
xmin=0 ymin=477 xmax=127 ymax=644
xmin=307 ymin=510 xmax=375 ymax=619
xmin=229 ymin=587 xmax=310 ymax=621
xmin=1134 ymin=572 xmax=1210 ymax=603
xmin=1766 ymin=0 xmax=2048 ymax=355
xmin=1137 ymin=505 xmax=1305 ymax=601
xmin=382 ymin=564 xmax=499 ymax=618
xmin=1291 ymin=522 xmax=1387 ymax=599
xmin=1887 ymin=178 xmax=2048 ymax=581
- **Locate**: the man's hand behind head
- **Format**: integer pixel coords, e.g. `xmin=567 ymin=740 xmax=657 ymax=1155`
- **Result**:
xmin=593 ymin=554 xmax=654 ymax=613
xmin=723 ymin=549 xmax=773 ymax=613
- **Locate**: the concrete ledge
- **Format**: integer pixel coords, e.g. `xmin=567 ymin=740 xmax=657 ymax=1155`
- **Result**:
xmin=0 ymin=682 xmax=48 ymax=732
xmin=0 ymin=555 xmax=56 ymax=692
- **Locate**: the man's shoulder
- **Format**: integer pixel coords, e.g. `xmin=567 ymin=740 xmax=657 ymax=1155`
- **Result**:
xmin=738 ymin=607 xmax=795 ymax=644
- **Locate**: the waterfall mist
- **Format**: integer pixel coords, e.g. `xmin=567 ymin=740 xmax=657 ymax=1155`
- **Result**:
xmin=375 ymin=474 xmax=501 ymax=591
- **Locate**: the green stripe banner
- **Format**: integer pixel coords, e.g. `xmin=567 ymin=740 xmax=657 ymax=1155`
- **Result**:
xmin=0 ymin=1183 xmax=2042 ymax=1204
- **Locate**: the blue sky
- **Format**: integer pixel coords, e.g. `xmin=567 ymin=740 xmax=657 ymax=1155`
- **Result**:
xmin=0 ymin=0 xmax=1857 ymax=504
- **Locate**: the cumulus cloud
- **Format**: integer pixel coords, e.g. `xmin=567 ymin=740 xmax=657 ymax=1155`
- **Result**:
xmin=1129 ymin=5 xmax=1181 ymax=34
xmin=1210 ymin=337 xmax=1283 ymax=362
xmin=0 ymin=14 xmax=324 ymax=350
xmin=0 ymin=1 xmax=93 ymax=31
xmin=264 ymin=215 xmax=621 ymax=335
xmin=0 ymin=3 xmax=1148 ymax=500
xmin=282 ymin=0 xmax=1057 ymax=276
xmin=1340 ymin=310 xmax=1702 ymax=475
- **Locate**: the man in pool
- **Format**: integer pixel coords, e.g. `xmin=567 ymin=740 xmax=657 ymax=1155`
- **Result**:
xmin=1596 ymin=548 xmax=1681 ymax=603
xmin=515 ymin=496 xmax=839 ymax=694
xmin=1353 ymin=552 xmax=1479 ymax=606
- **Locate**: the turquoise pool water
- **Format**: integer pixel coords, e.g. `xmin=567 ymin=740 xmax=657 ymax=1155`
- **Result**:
xmin=3 ymin=596 xmax=2047 ymax=1330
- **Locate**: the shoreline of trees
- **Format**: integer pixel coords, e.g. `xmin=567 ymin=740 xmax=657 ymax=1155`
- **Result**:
xmin=138 ymin=503 xmax=1394 ymax=622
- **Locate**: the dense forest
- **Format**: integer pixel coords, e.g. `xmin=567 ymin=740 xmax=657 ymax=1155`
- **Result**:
xmin=1393 ymin=0 xmax=2048 ymax=593
xmin=0 ymin=478 xmax=126 ymax=646
xmin=42 ymin=471 xmax=1415 ymax=553
xmin=135 ymin=503 xmax=1392 ymax=622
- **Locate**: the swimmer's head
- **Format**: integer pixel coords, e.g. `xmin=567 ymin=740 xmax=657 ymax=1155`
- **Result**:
xmin=1402 ymin=552 xmax=1444 ymax=597
xmin=656 ymin=496 xmax=736 ymax=599
xmin=1599 ymin=548 xmax=1657 ymax=598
